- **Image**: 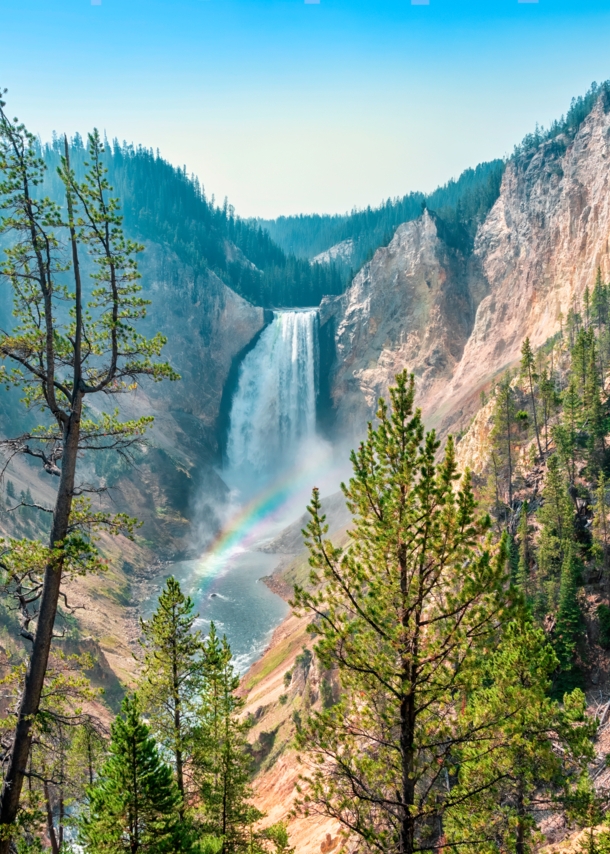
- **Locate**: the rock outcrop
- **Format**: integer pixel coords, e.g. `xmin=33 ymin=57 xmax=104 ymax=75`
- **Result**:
xmin=313 ymin=238 xmax=354 ymax=266
xmin=321 ymin=210 xmax=488 ymax=437
xmin=137 ymin=242 xmax=265 ymax=466
xmin=324 ymin=95 xmax=610 ymax=440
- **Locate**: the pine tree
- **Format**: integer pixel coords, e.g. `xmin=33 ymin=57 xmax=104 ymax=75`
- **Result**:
xmin=553 ymin=546 xmax=584 ymax=696
xmin=139 ymin=577 xmax=203 ymax=809
xmin=593 ymin=472 xmax=610 ymax=600
xmin=591 ymin=268 xmax=609 ymax=388
xmin=539 ymin=367 xmax=558 ymax=451
xmin=536 ymin=455 xmax=574 ymax=610
xmin=78 ymin=696 xmax=186 ymax=854
xmin=516 ymin=501 xmax=530 ymax=598
xmin=583 ymin=340 xmax=606 ymax=473
xmin=572 ymin=329 xmax=594 ymax=399
xmin=567 ymin=306 xmax=581 ymax=350
xmin=554 ymin=378 xmax=580 ymax=485
xmin=193 ymin=625 xmax=254 ymax=853
xmin=491 ymin=374 xmax=517 ymax=513
xmin=68 ymin=720 xmax=107 ymax=792
xmin=520 ymin=337 xmax=543 ymax=457
xmin=584 ymin=285 xmax=592 ymax=330
xmin=0 ymin=101 xmax=177 ymax=849
xmin=446 ymin=620 xmax=595 ymax=854
xmin=292 ymin=371 xmax=513 ymax=854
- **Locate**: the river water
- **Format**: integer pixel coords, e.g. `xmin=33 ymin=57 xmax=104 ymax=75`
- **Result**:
xmin=148 ymin=548 xmax=288 ymax=674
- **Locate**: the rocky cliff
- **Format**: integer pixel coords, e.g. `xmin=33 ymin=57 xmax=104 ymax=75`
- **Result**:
xmin=323 ymin=95 xmax=610 ymax=441
xmin=136 ymin=242 xmax=265 ymax=471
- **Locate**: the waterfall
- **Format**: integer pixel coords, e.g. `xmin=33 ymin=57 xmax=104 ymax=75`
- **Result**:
xmin=225 ymin=309 xmax=319 ymax=483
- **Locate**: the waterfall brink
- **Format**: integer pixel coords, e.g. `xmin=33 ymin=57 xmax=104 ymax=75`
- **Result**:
xmin=226 ymin=309 xmax=319 ymax=483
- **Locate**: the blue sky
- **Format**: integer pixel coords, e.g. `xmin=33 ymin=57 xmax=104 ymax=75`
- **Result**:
xmin=2 ymin=0 xmax=610 ymax=217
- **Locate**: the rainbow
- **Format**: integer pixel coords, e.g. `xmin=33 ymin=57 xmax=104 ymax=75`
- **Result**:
xmin=205 ymin=457 xmax=326 ymax=560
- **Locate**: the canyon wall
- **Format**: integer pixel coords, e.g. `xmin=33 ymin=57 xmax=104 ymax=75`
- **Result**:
xmin=323 ymin=95 xmax=610 ymax=441
xmin=135 ymin=242 xmax=265 ymax=470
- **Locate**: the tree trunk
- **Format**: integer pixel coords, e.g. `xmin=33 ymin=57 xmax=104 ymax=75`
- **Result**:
xmin=172 ymin=638 xmax=185 ymax=817
xmin=399 ymin=542 xmax=417 ymax=854
xmin=0 ymin=398 xmax=82 ymax=853
xmin=515 ymin=779 xmax=526 ymax=854
xmin=399 ymin=691 xmax=417 ymax=854
xmin=506 ymin=396 xmax=513 ymax=511
xmin=58 ymin=794 xmax=64 ymax=849
xmin=43 ymin=782 xmax=60 ymax=854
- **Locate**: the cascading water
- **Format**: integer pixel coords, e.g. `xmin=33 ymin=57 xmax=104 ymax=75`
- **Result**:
xmin=149 ymin=309 xmax=326 ymax=673
xmin=225 ymin=309 xmax=319 ymax=484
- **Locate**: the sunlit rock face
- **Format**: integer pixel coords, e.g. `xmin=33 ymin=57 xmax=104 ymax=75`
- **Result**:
xmin=324 ymin=95 xmax=610 ymax=441
xmin=321 ymin=209 xmax=488 ymax=440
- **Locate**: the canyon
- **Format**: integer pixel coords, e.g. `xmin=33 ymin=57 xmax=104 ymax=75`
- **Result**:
xmin=3 ymin=86 xmax=610 ymax=854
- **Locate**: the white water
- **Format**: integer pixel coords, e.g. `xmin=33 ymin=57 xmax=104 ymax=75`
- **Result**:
xmin=225 ymin=309 xmax=319 ymax=486
xmin=145 ymin=309 xmax=332 ymax=672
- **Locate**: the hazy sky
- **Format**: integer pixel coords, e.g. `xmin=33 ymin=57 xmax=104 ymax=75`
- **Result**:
xmin=2 ymin=0 xmax=610 ymax=218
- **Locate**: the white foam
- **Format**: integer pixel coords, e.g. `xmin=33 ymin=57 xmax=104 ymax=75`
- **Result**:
xmin=226 ymin=309 xmax=319 ymax=486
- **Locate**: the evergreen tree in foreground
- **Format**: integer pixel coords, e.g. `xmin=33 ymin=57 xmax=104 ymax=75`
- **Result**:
xmin=293 ymin=371 xmax=514 ymax=854
xmin=140 ymin=576 xmax=203 ymax=810
xmin=446 ymin=620 xmax=594 ymax=854
xmin=193 ymin=624 xmax=255 ymax=853
xmin=78 ymin=696 xmax=186 ymax=854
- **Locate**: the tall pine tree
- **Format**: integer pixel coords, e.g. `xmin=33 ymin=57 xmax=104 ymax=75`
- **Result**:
xmin=446 ymin=620 xmax=594 ymax=854
xmin=139 ymin=577 xmax=203 ymax=809
xmin=491 ymin=374 xmax=517 ymax=513
xmin=553 ymin=545 xmax=584 ymax=696
xmin=520 ymin=337 xmax=543 ymax=458
xmin=293 ymin=371 xmax=514 ymax=854
xmin=193 ymin=625 xmax=254 ymax=853
xmin=554 ymin=378 xmax=580 ymax=486
xmin=537 ymin=455 xmax=575 ymax=611
xmin=593 ymin=472 xmax=610 ymax=600
xmin=78 ymin=696 xmax=187 ymax=854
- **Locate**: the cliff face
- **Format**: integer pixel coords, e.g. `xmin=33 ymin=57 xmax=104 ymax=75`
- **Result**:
xmin=321 ymin=211 xmax=487 ymax=437
xmin=324 ymin=96 xmax=610 ymax=439
xmin=0 ymin=240 xmax=265 ymax=592
xmin=136 ymin=243 xmax=265 ymax=467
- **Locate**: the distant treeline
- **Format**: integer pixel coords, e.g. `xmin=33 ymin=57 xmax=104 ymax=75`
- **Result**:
xmin=36 ymin=80 xmax=610 ymax=310
xmin=260 ymin=159 xmax=505 ymax=264
xmin=514 ymin=79 xmax=610 ymax=158
xmin=39 ymin=136 xmax=344 ymax=309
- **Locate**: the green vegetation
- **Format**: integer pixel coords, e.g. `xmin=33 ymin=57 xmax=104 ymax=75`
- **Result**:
xmin=39 ymin=136 xmax=344 ymax=309
xmin=78 ymin=696 xmax=187 ymax=854
xmin=514 ymin=80 xmax=610 ymax=158
xmin=0 ymin=91 xmax=176 ymax=852
xmin=139 ymin=577 xmax=204 ymax=809
xmin=262 ymin=159 xmax=505 ymax=264
xmin=292 ymin=371 xmax=595 ymax=854
xmin=6 ymin=82 xmax=610 ymax=854
xmin=481 ymin=267 xmax=610 ymax=702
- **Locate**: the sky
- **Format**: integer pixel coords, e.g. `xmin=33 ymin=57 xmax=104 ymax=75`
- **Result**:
xmin=2 ymin=0 xmax=610 ymax=218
